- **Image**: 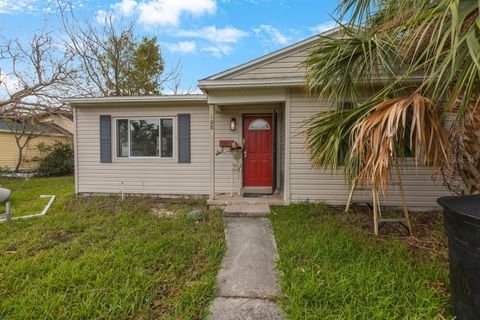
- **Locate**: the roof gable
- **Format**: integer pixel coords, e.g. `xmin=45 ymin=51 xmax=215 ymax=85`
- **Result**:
xmin=202 ymin=27 xmax=340 ymax=82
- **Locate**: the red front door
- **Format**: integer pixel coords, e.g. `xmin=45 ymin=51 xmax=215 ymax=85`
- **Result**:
xmin=243 ymin=115 xmax=273 ymax=187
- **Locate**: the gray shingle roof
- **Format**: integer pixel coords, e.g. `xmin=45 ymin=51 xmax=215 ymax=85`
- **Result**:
xmin=0 ymin=119 xmax=65 ymax=136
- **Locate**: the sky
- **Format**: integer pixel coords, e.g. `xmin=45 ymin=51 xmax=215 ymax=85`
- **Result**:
xmin=0 ymin=0 xmax=338 ymax=93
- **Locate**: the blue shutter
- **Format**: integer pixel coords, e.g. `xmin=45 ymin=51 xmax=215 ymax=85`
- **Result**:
xmin=99 ymin=115 xmax=112 ymax=163
xmin=178 ymin=114 xmax=191 ymax=163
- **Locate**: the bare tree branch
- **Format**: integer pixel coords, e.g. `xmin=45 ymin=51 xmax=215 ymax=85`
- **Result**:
xmin=58 ymin=1 xmax=183 ymax=97
xmin=0 ymin=31 xmax=75 ymax=117
xmin=3 ymin=111 xmax=49 ymax=172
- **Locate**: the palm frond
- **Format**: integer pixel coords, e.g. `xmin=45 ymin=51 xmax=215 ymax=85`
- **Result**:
xmin=303 ymin=25 xmax=401 ymax=105
xmin=337 ymin=0 xmax=430 ymax=28
xmin=303 ymin=103 xmax=370 ymax=181
xmin=399 ymin=0 xmax=480 ymax=117
xmin=350 ymin=93 xmax=450 ymax=192
xmin=337 ymin=0 xmax=378 ymax=26
xmin=304 ymin=0 xmax=480 ymax=198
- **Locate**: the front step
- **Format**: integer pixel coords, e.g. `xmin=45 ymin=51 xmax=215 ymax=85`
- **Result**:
xmin=242 ymin=187 xmax=273 ymax=195
xmin=224 ymin=204 xmax=271 ymax=217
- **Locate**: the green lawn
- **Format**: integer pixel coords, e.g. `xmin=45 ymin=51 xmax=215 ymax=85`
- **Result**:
xmin=0 ymin=177 xmax=225 ymax=319
xmin=0 ymin=176 xmax=74 ymax=217
xmin=270 ymin=204 xmax=450 ymax=319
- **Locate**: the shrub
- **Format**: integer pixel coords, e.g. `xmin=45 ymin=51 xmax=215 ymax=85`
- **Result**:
xmin=0 ymin=166 xmax=10 ymax=175
xmin=36 ymin=142 xmax=74 ymax=176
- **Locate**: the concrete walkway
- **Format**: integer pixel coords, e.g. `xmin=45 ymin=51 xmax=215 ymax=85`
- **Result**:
xmin=209 ymin=206 xmax=284 ymax=320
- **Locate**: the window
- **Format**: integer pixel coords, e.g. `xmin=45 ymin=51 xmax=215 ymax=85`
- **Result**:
xmin=160 ymin=118 xmax=173 ymax=157
xmin=337 ymin=102 xmax=353 ymax=165
xmin=130 ymin=119 xmax=159 ymax=157
xmin=116 ymin=118 xmax=174 ymax=158
xmin=117 ymin=119 xmax=129 ymax=157
xmin=248 ymin=119 xmax=270 ymax=130
xmin=338 ymin=101 xmax=353 ymax=110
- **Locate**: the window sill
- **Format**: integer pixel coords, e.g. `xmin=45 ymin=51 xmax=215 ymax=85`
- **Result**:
xmin=113 ymin=157 xmax=177 ymax=162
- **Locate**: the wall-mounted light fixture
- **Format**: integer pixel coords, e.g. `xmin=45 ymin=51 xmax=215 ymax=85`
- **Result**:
xmin=230 ymin=117 xmax=236 ymax=131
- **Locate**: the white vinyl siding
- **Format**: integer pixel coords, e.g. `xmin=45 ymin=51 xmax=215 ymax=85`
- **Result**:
xmin=75 ymin=104 xmax=209 ymax=195
xmin=224 ymin=38 xmax=395 ymax=82
xmin=214 ymin=109 xmax=242 ymax=193
xmin=279 ymin=111 xmax=285 ymax=191
xmin=228 ymin=47 xmax=309 ymax=80
xmin=288 ymin=89 xmax=451 ymax=208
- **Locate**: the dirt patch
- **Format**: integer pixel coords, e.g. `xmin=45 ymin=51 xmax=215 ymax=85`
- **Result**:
xmin=49 ymin=230 xmax=74 ymax=243
xmin=338 ymin=204 xmax=448 ymax=265
xmin=150 ymin=207 xmax=179 ymax=218
xmin=1 ymin=245 xmax=17 ymax=255
xmin=67 ymin=196 xmax=208 ymax=219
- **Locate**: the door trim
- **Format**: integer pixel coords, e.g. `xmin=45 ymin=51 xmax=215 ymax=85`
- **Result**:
xmin=272 ymin=109 xmax=277 ymax=193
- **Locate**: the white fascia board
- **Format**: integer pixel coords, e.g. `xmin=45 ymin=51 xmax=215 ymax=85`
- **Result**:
xmin=198 ymin=78 xmax=305 ymax=90
xmin=63 ymin=94 xmax=208 ymax=106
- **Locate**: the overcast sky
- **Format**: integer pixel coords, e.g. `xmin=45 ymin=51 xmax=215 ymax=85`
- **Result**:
xmin=0 ymin=0 xmax=338 ymax=92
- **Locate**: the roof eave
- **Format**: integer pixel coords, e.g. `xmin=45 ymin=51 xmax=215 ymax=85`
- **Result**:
xmin=63 ymin=94 xmax=208 ymax=106
xmin=198 ymin=78 xmax=305 ymax=90
xmin=0 ymin=129 xmax=68 ymax=137
xmin=198 ymin=75 xmax=424 ymax=91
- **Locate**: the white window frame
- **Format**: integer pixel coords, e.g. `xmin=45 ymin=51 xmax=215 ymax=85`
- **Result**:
xmin=115 ymin=117 xmax=175 ymax=159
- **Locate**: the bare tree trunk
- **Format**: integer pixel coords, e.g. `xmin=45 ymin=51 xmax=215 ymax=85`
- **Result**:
xmin=459 ymin=106 xmax=480 ymax=194
xmin=13 ymin=129 xmax=33 ymax=173
xmin=14 ymin=142 xmax=24 ymax=173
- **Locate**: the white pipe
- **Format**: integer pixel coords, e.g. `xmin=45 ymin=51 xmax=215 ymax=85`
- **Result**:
xmin=5 ymin=201 xmax=11 ymax=222
xmin=0 ymin=195 xmax=56 ymax=223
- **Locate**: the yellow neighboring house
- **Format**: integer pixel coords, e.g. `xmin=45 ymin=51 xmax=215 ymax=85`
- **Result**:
xmin=39 ymin=113 xmax=75 ymax=135
xmin=0 ymin=115 xmax=73 ymax=171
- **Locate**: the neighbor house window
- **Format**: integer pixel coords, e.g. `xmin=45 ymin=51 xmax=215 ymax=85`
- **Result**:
xmin=116 ymin=118 xmax=174 ymax=158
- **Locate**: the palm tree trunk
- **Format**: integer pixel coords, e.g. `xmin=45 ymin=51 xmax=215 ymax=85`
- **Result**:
xmin=459 ymin=106 xmax=480 ymax=195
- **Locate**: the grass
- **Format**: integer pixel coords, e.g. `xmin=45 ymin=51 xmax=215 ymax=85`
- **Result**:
xmin=0 ymin=177 xmax=225 ymax=319
xmin=0 ymin=176 xmax=74 ymax=217
xmin=270 ymin=203 xmax=451 ymax=320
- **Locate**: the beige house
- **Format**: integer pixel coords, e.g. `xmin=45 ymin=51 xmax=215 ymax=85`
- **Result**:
xmin=39 ymin=113 xmax=75 ymax=135
xmin=68 ymin=29 xmax=450 ymax=209
xmin=0 ymin=117 xmax=72 ymax=170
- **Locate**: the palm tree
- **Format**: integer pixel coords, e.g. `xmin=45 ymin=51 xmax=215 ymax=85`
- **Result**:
xmin=304 ymin=0 xmax=480 ymax=200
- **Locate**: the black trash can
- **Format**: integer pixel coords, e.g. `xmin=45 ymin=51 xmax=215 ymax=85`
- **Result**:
xmin=437 ymin=195 xmax=480 ymax=320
